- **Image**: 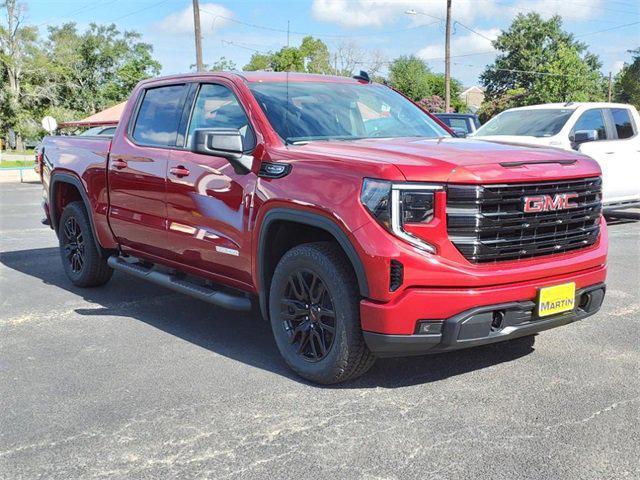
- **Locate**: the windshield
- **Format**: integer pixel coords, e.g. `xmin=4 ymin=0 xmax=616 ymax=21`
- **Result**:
xmin=474 ymin=109 xmax=573 ymax=137
xmin=249 ymin=81 xmax=450 ymax=143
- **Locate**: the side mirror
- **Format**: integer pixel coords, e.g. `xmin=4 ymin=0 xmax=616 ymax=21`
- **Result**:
xmin=192 ymin=128 xmax=253 ymax=174
xmin=572 ymin=129 xmax=598 ymax=145
xmin=451 ymin=127 xmax=467 ymax=138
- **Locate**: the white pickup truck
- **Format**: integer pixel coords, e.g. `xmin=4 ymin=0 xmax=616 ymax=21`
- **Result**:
xmin=472 ymin=102 xmax=640 ymax=208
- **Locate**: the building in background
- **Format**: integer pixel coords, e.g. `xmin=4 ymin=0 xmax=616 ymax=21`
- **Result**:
xmin=459 ymin=86 xmax=485 ymax=112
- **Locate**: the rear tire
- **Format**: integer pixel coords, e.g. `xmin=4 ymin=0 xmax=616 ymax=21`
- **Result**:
xmin=58 ymin=201 xmax=113 ymax=287
xmin=268 ymin=242 xmax=375 ymax=384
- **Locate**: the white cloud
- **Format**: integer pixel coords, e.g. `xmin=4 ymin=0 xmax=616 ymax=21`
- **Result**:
xmin=509 ymin=0 xmax=604 ymax=21
xmin=157 ymin=3 xmax=233 ymax=35
xmin=611 ymin=60 xmax=626 ymax=74
xmin=311 ymin=0 xmax=499 ymax=28
xmin=311 ymin=0 xmax=604 ymax=28
xmin=417 ymin=27 xmax=500 ymax=61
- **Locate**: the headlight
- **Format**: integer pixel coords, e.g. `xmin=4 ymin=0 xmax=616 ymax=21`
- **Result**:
xmin=361 ymin=179 xmax=391 ymax=228
xmin=361 ymin=179 xmax=441 ymax=254
xmin=399 ymin=190 xmax=434 ymax=224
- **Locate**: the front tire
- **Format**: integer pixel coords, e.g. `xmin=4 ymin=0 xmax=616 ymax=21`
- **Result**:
xmin=58 ymin=201 xmax=113 ymax=287
xmin=268 ymin=242 xmax=375 ymax=384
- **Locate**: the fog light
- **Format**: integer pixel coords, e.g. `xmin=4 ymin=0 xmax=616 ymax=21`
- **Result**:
xmin=491 ymin=310 xmax=505 ymax=330
xmin=417 ymin=321 xmax=443 ymax=334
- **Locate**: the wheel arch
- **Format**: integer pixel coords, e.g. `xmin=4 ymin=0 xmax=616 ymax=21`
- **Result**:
xmin=257 ymin=207 xmax=369 ymax=320
xmin=50 ymin=172 xmax=106 ymax=257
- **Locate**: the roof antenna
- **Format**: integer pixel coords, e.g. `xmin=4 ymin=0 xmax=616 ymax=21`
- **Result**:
xmin=353 ymin=70 xmax=371 ymax=83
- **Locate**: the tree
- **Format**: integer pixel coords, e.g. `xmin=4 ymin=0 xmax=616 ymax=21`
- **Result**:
xmin=480 ymin=13 xmax=605 ymax=110
xmin=271 ymin=46 xmax=305 ymax=72
xmin=614 ymin=48 xmax=640 ymax=110
xmin=0 ymin=0 xmax=38 ymax=149
xmin=388 ymin=55 xmax=433 ymax=101
xmin=244 ymin=52 xmax=273 ymax=71
xmin=44 ymin=23 xmax=160 ymax=114
xmin=209 ymin=56 xmax=236 ymax=71
xmin=418 ymin=95 xmax=444 ymax=112
xmin=299 ymin=36 xmax=331 ymax=74
xmin=388 ymin=55 xmax=463 ymax=111
xmin=477 ymin=87 xmax=527 ymax=123
xmin=243 ymin=37 xmax=333 ymax=74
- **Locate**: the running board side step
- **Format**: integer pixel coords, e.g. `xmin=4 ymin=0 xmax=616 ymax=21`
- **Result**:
xmin=107 ymin=256 xmax=252 ymax=311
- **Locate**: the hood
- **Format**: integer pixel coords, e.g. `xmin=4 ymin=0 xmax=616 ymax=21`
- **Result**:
xmin=294 ymin=137 xmax=600 ymax=184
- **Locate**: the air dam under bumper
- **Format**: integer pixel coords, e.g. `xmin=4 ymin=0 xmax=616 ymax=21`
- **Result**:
xmin=364 ymin=283 xmax=605 ymax=357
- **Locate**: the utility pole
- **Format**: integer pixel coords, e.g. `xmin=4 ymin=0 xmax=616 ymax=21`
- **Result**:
xmin=287 ymin=20 xmax=290 ymax=48
xmin=607 ymin=71 xmax=612 ymax=102
xmin=192 ymin=0 xmax=204 ymax=72
xmin=444 ymin=0 xmax=452 ymax=112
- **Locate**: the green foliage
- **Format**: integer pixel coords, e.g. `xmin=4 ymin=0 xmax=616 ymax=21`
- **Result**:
xmin=480 ymin=13 xmax=605 ymax=113
xmin=614 ymin=48 xmax=640 ymax=110
xmin=0 ymin=4 xmax=161 ymax=148
xmin=299 ymin=36 xmax=331 ymax=74
xmin=272 ymin=46 xmax=305 ymax=72
xmin=477 ymin=88 xmax=527 ymax=123
xmin=244 ymin=52 xmax=273 ymax=71
xmin=43 ymin=23 xmax=160 ymax=114
xmin=243 ymin=36 xmax=332 ymax=74
xmin=388 ymin=56 xmax=432 ymax=101
xmin=388 ymin=55 xmax=463 ymax=111
xmin=209 ymin=56 xmax=236 ymax=71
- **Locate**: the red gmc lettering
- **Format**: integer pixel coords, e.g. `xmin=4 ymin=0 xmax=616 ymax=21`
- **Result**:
xmin=524 ymin=193 xmax=579 ymax=213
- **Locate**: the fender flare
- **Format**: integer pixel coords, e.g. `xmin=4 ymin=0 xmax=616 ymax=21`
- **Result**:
xmin=49 ymin=172 xmax=105 ymax=257
xmin=257 ymin=207 xmax=369 ymax=320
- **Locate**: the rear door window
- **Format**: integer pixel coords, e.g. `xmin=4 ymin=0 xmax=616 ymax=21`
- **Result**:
xmin=132 ymin=84 xmax=187 ymax=146
xmin=573 ymin=109 xmax=607 ymax=140
xmin=610 ymin=108 xmax=635 ymax=139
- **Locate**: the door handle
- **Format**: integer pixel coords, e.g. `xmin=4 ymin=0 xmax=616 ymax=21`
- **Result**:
xmin=169 ymin=166 xmax=190 ymax=178
xmin=112 ymin=158 xmax=128 ymax=169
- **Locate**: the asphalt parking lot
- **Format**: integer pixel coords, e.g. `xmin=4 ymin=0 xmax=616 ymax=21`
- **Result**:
xmin=1 ymin=181 xmax=639 ymax=480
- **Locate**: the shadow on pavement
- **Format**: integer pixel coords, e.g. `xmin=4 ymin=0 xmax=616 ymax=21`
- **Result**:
xmin=1 ymin=246 xmax=534 ymax=389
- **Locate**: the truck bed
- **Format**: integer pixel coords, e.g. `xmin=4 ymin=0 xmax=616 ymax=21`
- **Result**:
xmin=42 ymin=135 xmax=112 ymax=175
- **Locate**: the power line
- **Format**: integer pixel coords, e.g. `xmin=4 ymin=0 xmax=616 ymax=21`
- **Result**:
xmin=575 ymin=21 xmax=640 ymax=37
xmin=109 ymin=0 xmax=174 ymax=22
xmin=221 ymin=40 xmax=264 ymax=53
xmin=36 ymin=0 xmax=119 ymax=28
xmin=200 ymin=9 xmax=438 ymax=39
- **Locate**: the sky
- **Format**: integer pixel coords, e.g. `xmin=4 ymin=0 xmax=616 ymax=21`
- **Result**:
xmin=22 ymin=0 xmax=640 ymax=87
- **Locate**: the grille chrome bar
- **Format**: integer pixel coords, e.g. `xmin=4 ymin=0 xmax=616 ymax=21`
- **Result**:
xmin=446 ymin=177 xmax=602 ymax=263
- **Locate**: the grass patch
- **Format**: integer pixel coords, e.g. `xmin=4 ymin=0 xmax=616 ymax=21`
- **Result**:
xmin=1 ymin=149 xmax=35 ymax=156
xmin=0 ymin=160 xmax=34 ymax=168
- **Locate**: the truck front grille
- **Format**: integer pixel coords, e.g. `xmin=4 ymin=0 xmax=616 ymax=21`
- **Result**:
xmin=446 ymin=177 xmax=602 ymax=263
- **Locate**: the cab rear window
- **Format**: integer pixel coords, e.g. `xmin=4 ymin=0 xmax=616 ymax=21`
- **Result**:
xmin=132 ymin=85 xmax=187 ymax=146
xmin=610 ymin=108 xmax=635 ymax=139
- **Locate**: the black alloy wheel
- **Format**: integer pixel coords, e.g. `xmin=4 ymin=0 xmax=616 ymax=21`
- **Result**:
xmin=58 ymin=201 xmax=113 ymax=287
xmin=268 ymin=242 xmax=376 ymax=384
xmin=281 ymin=269 xmax=336 ymax=362
xmin=62 ymin=216 xmax=85 ymax=273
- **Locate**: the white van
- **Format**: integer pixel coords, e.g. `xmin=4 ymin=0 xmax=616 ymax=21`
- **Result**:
xmin=472 ymin=102 xmax=640 ymax=208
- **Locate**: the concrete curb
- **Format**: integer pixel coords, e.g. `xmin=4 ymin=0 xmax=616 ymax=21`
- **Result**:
xmin=0 ymin=169 xmax=40 ymax=183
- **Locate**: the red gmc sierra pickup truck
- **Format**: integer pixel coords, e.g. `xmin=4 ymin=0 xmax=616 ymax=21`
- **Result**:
xmin=38 ymin=71 xmax=607 ymax=384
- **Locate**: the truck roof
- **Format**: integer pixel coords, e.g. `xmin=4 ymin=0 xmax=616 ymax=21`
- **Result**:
xmin=140 ymin=71 xmax=367 ymax=86
xmin=507 ymin=102 xmax=634 ymax=111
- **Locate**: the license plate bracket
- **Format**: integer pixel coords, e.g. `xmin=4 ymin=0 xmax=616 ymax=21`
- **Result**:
xmin=537 ymin=282 xmax=576 ymax=317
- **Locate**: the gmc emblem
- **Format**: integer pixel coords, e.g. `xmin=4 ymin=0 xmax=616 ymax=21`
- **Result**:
xmin=523 ymin=193 xmax=579 ymax=213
